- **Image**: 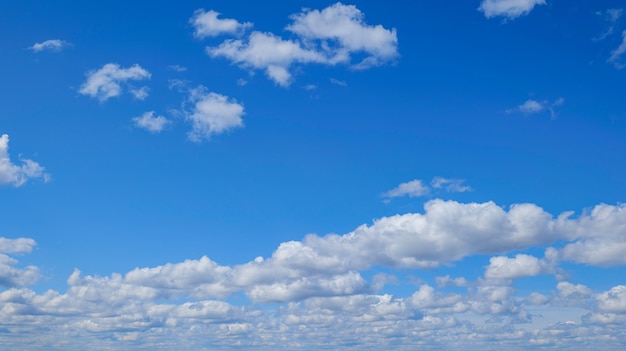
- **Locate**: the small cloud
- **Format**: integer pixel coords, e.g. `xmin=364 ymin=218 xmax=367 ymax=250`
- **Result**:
xmin=383 ymin=179 xmax=430 ymax=200
xmin=237 ymin=78 xmax=248 ymax=86
xmin=608 ymin=31 xmax=626 ymax=69
xmin=185 ymin=86 xmax=245 ymax=142
xmin=0 ymin=134 xmax=49 ymax=187
xmin=431 ymin=177 xmax=472 ymax=193
xmin=594 ymin=8 xmax=623 ymax=41
xmin=330 ymin=78 xmax=347 ymax=86
xmin=129 ymin=86 xmax=149 ymax=100
xmin=168 ymin=65 xmax=188 ymax=72
xmin=28 ymin=39 xmax=71 ymax=53
xmin=131 ymin=111 xmax=171 ymax=133
xmin=507 ymin=97 xmax=564 ymax=118
xmin=79 ymin=63 xmax=151 ymax=102
xmin=478 ymin=0 xmax=546 ymax=20
xmin=303 ymin=84 xmax=317 ymax=91
xmin=190 ymin=9 xmax=252 ymax=38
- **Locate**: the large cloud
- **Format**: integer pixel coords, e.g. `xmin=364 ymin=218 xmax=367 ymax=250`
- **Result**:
xmin=0 ymin=134 xmax=47 ymax=187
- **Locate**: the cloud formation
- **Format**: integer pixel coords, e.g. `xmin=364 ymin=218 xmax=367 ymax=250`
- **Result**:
xmin=131 ymin=111 xmax=171 ymax=133
xmin=383 ymin=177 xmax=471 ymax=201
xmin=185 ymin=86 xmax=245 ymax=141
xmin=203 ymin=3 xmax=398 ymax=86
xmin=190 ymin=9 xmax=252 ymax=38
xmin=79 ymin=63 xmax=151 ymax=102
xmin=507 ymin=97 xmax=564 ymax=118
xmin=608 ymin=31 xmax=626 ymax=69
xmin=28 ymin=39 xmax=70 ymax=53
xmin=479 ymin=0 xmax=546 ymax=19
xmin=0 ymin=134 xmax=48 ymax=187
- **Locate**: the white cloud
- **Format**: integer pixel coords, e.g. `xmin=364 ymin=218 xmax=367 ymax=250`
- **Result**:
xmin=79 ymin=63 xmax=151 ymax=102
xmin=286 ymin=3 xmax=398 ymax=69
xmin=205 ymin=3 xmax=398 ymax=86
xmin=485 ymin=254 xmax=545 ymax=280
xmin=208 ymin=32 xmax=326 ymax=87
xmin=330 ymin=78 xmax=347 ymax=86
xmin=431 ymin=177 xmax=472 ymax=193
xmin=507 ymin=98 xmax=564 ymax=118
xmin=595 ymin=9 xmax=623 ymax=41
xmin=597 ymin=286 xmax=626 ymax=313
xmin=383 ymin=179 xmax=430 ymax=199
xmin=608 ymin=31 xmax=626 ymax=69
xmin=479 ymin=0 xmax=546 ymax=19
xmin=129 ymin=86 xmax=149 ymax=100
xmin=185 ymin=87 xmax=245 ymax=141
xmin=0 ymin=238 xmax=40 ymax=288
xmin=28 ymin=39 xmax=70 ymax=52
xmin=168 ymin=64 xmax=188 ymax=72
xmin=0 ymin=134 xmax=48 ymax=187
xmin=190 ymin=9 xmax=252 ymax=38
xmin=132 ymin=111 xmax=171 ymax=133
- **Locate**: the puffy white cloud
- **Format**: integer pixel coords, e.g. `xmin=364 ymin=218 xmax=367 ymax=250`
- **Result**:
xmin=0 ymin=238 xmax=39 ymax=288
xmin=485 ymin=254 xmax=544 ymax=280
xmin=190 ymin=9 xmax=252 ymax=38
xmin=79 ymin=63 xmax=151 ymax=102
xmin=208 ymin=32 xmax=327 ymax=86
xmin=608 ymin=31 xmax=626 ymax=69
xmin=205 ymin=3 xmax=397 ymax=86
xmin=185 ymin=87 xmax=245 ymax=141
xmin=479 ymin=0 xmax=546 ymax=19
xmin=0 ymin=134 xmax=48 ymax=187
xmin=597 ymin=286 xmax=626 ymax=313
xmin=131 ymin=111 xmax=171 ymax=133
xmin=28 ymin=39 xmax=70 ymax=52
xmin=286 ymin=3 xmax=398 ymax=69
xmin=0 ymin=238 xmax=36 ymax=254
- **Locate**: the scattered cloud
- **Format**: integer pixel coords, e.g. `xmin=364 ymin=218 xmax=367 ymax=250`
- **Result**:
xmin=28 ymin=39 xmax=71 ymax=53
xmin=507 ymin=97 xmax=564 ymax=118
xmin=383 ymin=179 xmax=430 ymax=199
xmin=79 ymin=63 xmax=151 ymax=102
xmin=236 ymin=78 xmax=248 ymax=86
xmin=594 ymin=8 xmax=623 ymax=41
xmin=479 ymin=0 xmax=546 ymax=19
xmin=129 ymin=86 xmax=149 ymax=100
xmin=330 ymin=78 xmax=347 ymax=86
xmin=0 ymin=134 xmax=48 ymax=187
xmin=131 ymin=111 xmax=171 ymax=133
xmin=384 ymin=177 xmax=471 ymax=201
xmin=3 ymin=199 xmax=626 ymax=348
xmin=608 ymin=31 xmax=626 ymax=69
xmin=203 ymin=3 xmax=398 ymax=86
xmin=168 ymin=64 xmax=188 ymax=72
xmin=190 ymin=9 xmax=252 ymax=38
xmin=184 ymin=86 xmax=245 ymax=141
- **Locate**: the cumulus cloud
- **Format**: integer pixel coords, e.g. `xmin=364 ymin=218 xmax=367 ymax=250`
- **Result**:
xmin=608 ymin=31 xmax=626 ymax=69
xmin=79 ymin=63 xmax=151 ymax=102
xmin=204 ymin=3 xmax=398 ymax=86
xmin=185 ymin=86 xmax=245 ymax=141
xmin=507 ymin=97 xmax=564 ymax=118
xmin=0 ymin=134 xmax=48 ymax=187
xmin=0 ymin=238 xmax=40 ymax=288
xmin=131 ymin=111 xmax=171 ymax=133
xmin=28 ymin=39 xmax=70 ymax=52
xmin=479 ymin=0 xmax=546 ymax=19
xmin=190 ymin=9 xmax=252 ymax=38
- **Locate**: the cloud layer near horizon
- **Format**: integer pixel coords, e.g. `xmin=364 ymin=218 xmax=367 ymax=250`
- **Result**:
xmin=2 ymin=199 xmax=626 ymax=349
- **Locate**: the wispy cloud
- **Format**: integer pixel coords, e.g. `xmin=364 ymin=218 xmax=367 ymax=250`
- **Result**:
xmin=203 ymin=3 xmax=398 ymax=87
xmin=131 ymin=111 xmax=171 ymax=133
xmin=608 ymin=31 xmax=626 ymax=69
xmin=383 ymin=177 xmax=471 ymax=201
xmin=79 ymin=63 xmax=151 ymax=102
xmin=168 ymin=64 xmax=188 ymax=72
xmin=507 ymin=97 xmax=564 ymax=118
xmin=594 ymin=8 xmax=623 ymax=41
xmin=0 ymin=134 xmax=48 ymax=187
xmin=28 ymin=39 xmax=71 ymax=52
xmin=479 ymin=0 xmax=546 ymax=20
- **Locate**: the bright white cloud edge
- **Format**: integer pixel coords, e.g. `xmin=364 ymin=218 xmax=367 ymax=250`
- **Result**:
xmin=28 ymin=39 xmax=70 ymax=53
xmin=79 ymin=63 xmax=151 ymax=102
xmin=2 ymin=200 xmax=626 ymax=349
xmin=0 ymin=134 xmax=48 ymax=187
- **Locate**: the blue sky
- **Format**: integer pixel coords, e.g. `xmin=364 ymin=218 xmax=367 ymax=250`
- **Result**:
xmin=1 ymin=0 xmax=626 ymax=349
